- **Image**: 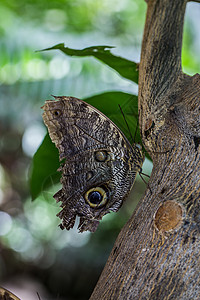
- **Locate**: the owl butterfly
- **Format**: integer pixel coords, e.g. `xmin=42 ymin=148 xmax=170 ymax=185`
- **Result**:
xmin=42 ymin=96 xmax=144 ymax=232
xmin=0 ymin=287 xmax=21 ymax=300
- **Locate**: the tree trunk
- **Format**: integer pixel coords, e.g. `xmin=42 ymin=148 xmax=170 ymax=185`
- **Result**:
xmin=90 ymin=0 xmax=200 ymax=299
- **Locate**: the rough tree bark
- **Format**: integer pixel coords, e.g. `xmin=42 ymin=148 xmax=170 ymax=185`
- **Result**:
xmin=90 ymin=0 xmax=200 ymax=299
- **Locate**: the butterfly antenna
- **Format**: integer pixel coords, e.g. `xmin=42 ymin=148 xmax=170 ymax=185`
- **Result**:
xmin=139 ymin=172 xmax=152 ymax=194
xmin=118 ymin=104 xmax=134 ymax=144
xmin=140 ymin=172 xmax=150 ymax=178
xmin=139 ymin=173 xmax=148 ymax=185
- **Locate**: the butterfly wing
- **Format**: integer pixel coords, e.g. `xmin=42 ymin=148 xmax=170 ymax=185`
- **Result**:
xmin=42 ymin=96 xmax=144 ymax=232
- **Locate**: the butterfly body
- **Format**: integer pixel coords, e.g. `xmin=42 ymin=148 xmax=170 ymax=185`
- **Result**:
xmin=42 ymin=96 xmax=144 ymax=232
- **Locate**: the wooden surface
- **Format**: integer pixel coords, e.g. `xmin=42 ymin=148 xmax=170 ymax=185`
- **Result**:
xmin=90 ymin=0 xmax=200 ymax=299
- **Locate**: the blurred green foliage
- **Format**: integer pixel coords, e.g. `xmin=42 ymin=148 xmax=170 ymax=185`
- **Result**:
xmin=0 ymin=0 xmax=146 ymax=36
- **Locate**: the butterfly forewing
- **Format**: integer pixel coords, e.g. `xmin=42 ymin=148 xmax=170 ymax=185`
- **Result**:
xmin=42 ymin=96 xmax=144 ymax=232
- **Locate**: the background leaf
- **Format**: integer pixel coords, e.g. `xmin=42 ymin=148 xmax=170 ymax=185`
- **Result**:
xmin=41 ymin=44 xmax=138 ymax=83
xmin=85 ymin=91 xmax=140 ymax=143
xmin=30 ymin=91 xmax=141 ymax=200
xmin=30 ymin=133 xmax=61 ymax=200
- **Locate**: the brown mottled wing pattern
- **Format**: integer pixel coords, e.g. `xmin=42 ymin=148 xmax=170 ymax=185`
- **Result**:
xmin=0 ymin=287 xmax=21 ymax=300
xmin=42 ymin=96 xmax=144 ymax=232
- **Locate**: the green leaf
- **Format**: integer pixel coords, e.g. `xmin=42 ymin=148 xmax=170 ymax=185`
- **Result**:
xmin=30 ymin=91 xmax=141 ymax=200
xmin=41 ymin=44 xmax=138 ymax=83
xmin=30 ymin=134 xmax=61 ymax=200
xmin=84 ymin=91 xmax=140 ymax=144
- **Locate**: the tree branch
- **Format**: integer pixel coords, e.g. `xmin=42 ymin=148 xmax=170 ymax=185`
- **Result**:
xmin=90 ymin=0 xmax=200 ymax=299
xmin=139 ymin=0 xmax=187 ymax=133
